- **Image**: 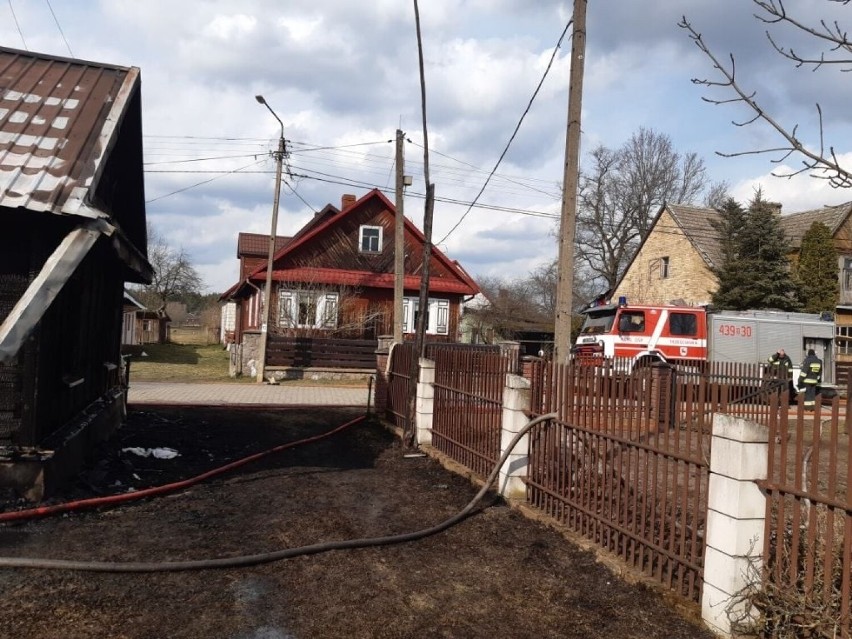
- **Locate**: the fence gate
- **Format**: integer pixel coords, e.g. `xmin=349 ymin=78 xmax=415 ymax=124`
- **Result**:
xmin=385 ymin=342 xmax=416 ymax=433
xmin=430 ymin=346 xmax=507 ymax=478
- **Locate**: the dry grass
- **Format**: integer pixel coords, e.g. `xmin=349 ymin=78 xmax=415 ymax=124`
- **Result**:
xmin=126 ymin=343 xmax=370 ymax=386
xmin=125 ymin=343 xmax=245 ymax=383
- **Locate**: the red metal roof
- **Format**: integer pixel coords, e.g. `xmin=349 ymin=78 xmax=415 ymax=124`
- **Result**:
xmin=0 ymin=46 xmax=139 ymax=218
xmin=237 ymin=232 xmax=290 ymax=257
xmin=268 ymin=267 xmax=477 ymax=294
xmin=246 ymin=189 xmax=480 ymax=293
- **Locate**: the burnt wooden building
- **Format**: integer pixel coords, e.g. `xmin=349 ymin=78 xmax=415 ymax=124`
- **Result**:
xmin=0 ymin=47 xmax=152 ymax=498
xmin=222 ymin=190 xmax=480 ymax=373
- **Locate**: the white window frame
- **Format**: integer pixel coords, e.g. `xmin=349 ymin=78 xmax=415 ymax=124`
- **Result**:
xmin=843 ymin=258 xmax=852 ymax=292
xmin=279 ymin=289 xmax=339 ymax=329
xmin=660 ymin=256 xmax=670 ymax=279
xmin=402 ymin=297 xmax=450 ymax=335
xmin=359 ymin=225 xmax=383 ymax=253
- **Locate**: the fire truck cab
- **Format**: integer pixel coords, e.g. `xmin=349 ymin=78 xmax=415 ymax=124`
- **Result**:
xmin=573 ymin=302 xmax=706 ymax=367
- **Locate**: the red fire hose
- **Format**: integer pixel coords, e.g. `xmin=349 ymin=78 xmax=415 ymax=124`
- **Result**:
xmin=0 ymin=414 xmax=367 ymax=524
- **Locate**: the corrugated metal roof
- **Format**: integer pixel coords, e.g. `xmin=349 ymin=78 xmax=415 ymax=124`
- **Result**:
xmin=0 ymin=46 xmax=138 ymax=217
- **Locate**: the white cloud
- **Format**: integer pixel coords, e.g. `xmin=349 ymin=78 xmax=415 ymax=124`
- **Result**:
xmin=2 ymin=0 xmax=850 ymax=296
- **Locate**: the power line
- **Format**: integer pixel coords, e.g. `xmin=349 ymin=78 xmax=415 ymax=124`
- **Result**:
xmin=143 ymin=153 xmax=262 ymax=166
xmin=8 ymin=0 xmax=27 ymax=50
xmin=45 ymin=0 xmax=72 ymax=57
xmin=145 ymin=159 xmax=266 ymax=204
xmin=437 ymin=18 xmax=573 ymax=245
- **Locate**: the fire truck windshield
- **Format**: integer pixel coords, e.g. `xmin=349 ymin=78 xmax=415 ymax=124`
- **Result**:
xmin=579 ymin=310 xmax=616 ymax=335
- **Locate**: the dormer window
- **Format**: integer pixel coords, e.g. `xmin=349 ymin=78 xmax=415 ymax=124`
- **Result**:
xmin=359 ymin=225 xmax=382 ymax=253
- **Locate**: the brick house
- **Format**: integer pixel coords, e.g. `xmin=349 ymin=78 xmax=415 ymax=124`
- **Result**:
xmin=612 ymin=200 xmax=852 ymax=380
xmin=612 ymin=203 xmax=722 ymax=306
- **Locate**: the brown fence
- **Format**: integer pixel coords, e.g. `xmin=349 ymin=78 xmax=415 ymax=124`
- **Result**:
xmin=266 ymin=336 xmax=377 ymax=369
xmin=430 ymin=346 xmax=508 ymax=477
xmin=386 ymin=342 xmax=416 ymax=433
xmin=525 ymin=358 xmax=786 ymax=603
xmin=757 ymin=385 xmax=851 ymax=637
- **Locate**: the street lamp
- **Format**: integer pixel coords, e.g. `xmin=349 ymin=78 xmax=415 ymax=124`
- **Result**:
xmin=255 ymin=94 xmax=286 ymax=383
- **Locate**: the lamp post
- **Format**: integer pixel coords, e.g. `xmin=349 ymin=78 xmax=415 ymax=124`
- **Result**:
xmin=255 ymin=94 xmax=286 ymax=383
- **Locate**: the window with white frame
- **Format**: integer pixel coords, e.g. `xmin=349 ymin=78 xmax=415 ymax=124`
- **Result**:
xmin=838 ymin=325 xmax=852 ymax=355
xmin=359 ymin=225 xmax=382 ymax=253
xmin=660 ymin=256 xmax=670 ymax=279
xmin=402 ymin=297 xmax=450 ymax=335
xmin=843 ymin=258 xmax=852 ymax=292
xmin=279 ymin=290 xmax=339 ymax=329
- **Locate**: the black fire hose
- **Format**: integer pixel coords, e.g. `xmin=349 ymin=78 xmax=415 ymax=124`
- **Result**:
xmin=0 ymin=412 xmax=558 ymax=573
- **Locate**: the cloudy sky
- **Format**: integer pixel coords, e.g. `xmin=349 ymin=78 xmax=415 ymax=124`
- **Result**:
xmin=3 ymin=0 xmax=851 ymax=293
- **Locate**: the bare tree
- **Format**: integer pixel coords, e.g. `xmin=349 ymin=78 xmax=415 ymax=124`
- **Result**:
xmin=705 ymin=179 xmax=731 ymax=210
xmin=680 ymin=1 xmax=852 ymax=188
xmin=576 ymin=128 xmax=708 ymax=291
xmin=135 ymin=224 xmax=203 ymax=313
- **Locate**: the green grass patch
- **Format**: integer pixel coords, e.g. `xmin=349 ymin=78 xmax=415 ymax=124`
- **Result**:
xmin=126 ymin=343 xmax=371 ymax=386
xmin=127 ymin=343 xmax=246 ymax=383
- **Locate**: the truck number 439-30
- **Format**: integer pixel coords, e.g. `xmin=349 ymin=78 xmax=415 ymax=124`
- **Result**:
xmin=718 ymin=324 xmax=753 ymax=338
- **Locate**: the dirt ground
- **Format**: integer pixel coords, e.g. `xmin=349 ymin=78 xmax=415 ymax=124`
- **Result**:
xmin=0 ymin=405 xmax=715 ymax=639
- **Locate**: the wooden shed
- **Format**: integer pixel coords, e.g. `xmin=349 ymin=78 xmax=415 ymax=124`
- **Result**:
xmin=0 ymin=47 xmax=152 ymax=498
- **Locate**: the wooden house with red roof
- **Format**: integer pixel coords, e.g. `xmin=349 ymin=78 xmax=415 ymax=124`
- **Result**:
xmin=221 ymin=190 xmax=480 ymax=374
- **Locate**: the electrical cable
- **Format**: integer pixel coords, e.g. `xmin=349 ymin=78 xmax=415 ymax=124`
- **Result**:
xmin=0 ymin=412 xmax=558 ymax=572
xmin=7 ymin=0 xmax=27 ymax=50
xmin=437 ymin=19 xmax=572 ymax=246
xmin=0 ymin=414 xmax=367 ymax=524
xmin=45 ymin=0 xmax=73 ymax=57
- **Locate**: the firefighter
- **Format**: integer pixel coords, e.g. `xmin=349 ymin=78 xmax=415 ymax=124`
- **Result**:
xmin=767 ymin=348 xmax=795 ymax=402
xmin=798 ymin=348 xmax=823 ymax=410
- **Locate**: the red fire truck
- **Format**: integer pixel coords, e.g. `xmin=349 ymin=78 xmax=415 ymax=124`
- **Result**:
xmin=573 ymin=300 xmax=835 ymax=387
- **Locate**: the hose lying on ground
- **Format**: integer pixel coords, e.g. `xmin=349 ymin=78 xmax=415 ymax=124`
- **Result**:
xmin=0 ymin=412 xmax=558 ymax=572
xmin=0 ymin=414 xmax=367 ymax=524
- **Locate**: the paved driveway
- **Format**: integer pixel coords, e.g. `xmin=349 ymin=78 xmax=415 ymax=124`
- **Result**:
xmin=128 ymin=381 xmax=372 ymax=407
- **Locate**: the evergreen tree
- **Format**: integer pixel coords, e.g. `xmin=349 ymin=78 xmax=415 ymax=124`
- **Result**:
xmin=712 ymin=190 xmax=800 ymax=310
xmin=710 ymin=198 xmax=749 ymax=309
xmin=795 ymin=221 xmax=838 ymax=314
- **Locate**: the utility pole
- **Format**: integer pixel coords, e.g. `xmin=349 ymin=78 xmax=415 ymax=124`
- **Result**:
xmin=255 ymin=95 xmax=287 ymax=383
xmin=393 ymin=129 xmax=406 ymax=344
xmin=553 ymin=0 xmax=587 ymax=363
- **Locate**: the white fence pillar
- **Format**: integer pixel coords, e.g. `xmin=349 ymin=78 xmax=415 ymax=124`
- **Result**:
xmin=415 ymin=357 xmax=435 ymax=446
xmin=498 ymin=373 xmax=532 ymax=499
xmin=702 ymin=413 xmax=769 ymax=637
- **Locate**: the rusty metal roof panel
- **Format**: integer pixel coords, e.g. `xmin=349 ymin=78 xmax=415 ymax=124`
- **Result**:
xmin=0 ymin=46 xmax=139 ymax=218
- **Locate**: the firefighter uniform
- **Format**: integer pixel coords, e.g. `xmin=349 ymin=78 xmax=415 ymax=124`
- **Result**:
xmin=798 ymin=349 xmax=823 ymax=410
xmin=767 ymin=350 xmax=795 ymax=401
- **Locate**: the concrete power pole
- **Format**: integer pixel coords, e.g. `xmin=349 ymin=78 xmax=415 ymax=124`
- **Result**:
xmin=393 ymin=129 xmax=405 ymax=344
xmin=553 ymin=0 xmax=587 ymax=363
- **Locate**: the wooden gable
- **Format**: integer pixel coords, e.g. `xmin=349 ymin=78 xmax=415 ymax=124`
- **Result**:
xmin=249 ymin=189 xmax=478 ymax=295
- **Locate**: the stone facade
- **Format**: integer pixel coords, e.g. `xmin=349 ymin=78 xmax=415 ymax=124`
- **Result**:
xmin=613 ymin=208 xmax=717 ymax=306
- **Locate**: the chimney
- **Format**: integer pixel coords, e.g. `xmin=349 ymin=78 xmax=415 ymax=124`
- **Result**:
xmin=342 ymin=194 xmax=356 ymax=209
xmin=769 ymin=201 xmax=782 ymax=216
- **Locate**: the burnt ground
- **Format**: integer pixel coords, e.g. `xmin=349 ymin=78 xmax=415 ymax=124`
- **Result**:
xmin=0 ymin=406 xmax=715 ymax=639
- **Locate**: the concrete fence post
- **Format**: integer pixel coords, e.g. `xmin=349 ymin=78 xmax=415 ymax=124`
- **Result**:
xmin=498 ymin=373 xmax=532 ymax=499
xmin=374 ymin=336 xmax=394 ymax=414
xmin=415 ymin=358 xmax=435 ymax=446
xmin=701 ymin=413 xmax=769 ymax=637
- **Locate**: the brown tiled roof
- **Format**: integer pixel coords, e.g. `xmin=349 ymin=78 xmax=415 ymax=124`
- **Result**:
xmin=0 ymin=46 xmax=138 ymax=218
xmin=667 ymin=203 xmax=723 ymax=270
xmin=237 ymin=232 xmax=290 ymax=257
xmin=778 ymin=201 xmax=852 ymax=249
